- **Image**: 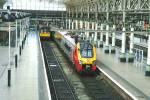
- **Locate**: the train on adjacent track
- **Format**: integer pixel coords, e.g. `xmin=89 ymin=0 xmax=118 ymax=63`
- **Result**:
xmin=53 ymin=31 xmax=97 ymax=74
xmin=39 ymin=27 xmax=51 ymax=39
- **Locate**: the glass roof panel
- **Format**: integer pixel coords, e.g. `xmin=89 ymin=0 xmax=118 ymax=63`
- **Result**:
xmin=10 ymin=0 xmax=66 ymax=11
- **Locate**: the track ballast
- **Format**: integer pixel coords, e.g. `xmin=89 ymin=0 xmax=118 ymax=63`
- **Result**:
xmin=41 ymin=41 xmax=77 ymax=100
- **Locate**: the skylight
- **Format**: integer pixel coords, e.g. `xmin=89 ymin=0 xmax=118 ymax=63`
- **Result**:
xmin=4 ymin=0 xmax=66 ymax=11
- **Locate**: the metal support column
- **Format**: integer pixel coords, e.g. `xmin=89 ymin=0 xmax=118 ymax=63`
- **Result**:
xmin=69 ymin=19 xmax=71 ymax=30
xmin=111 ymin=25 xmax=116 ymax=53
xmin=128 ymin=27 xmax=134 ymax=62
xmin=91 ymin=22 xmax=95 ymax=41
xmin=86 ymin=21 xmax=90 ymax=40
xmin=22 ymin=19 xmax=24 ymax=49
xmin=100 ymin=24 xmax=104 ymax=47
xmin=94 ymin=23 xmax=98 ymax=41
xmin=19 ymin=20 xmax=22 ymax=55
xmin=66 ymin=19 xmax=68 ymax=29
xmin=104 ymin=25 xmax=109 ymax=53
xmin=76 ymin=20 xmax=78 ymax=29
xmin=80 ymin=20 xmax=83 ymax=29
xmin=92 ymin=22 xmax=95 ymax=30
xmin=8 ymin=22 xmax=11 ymax=87
xmin=119 ymin=1 xmax=126 ymax=62
xmin=15 ymin=19 xmax=18 ymax=68
xmin=146 ymin=0 xmax=150 ymax=76
xmin=72 ymin=20 xmax=74 ymax=30
xmin=145 ymin=35 xmax=150 ymax=76
xmin=119 ymin=27 xmax=126 ymax=62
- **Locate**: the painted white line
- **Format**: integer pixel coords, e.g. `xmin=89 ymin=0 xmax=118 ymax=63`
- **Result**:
xmin=49 ymin=65 xmax=57 ymax=67
xmin=38 ymin=33 xmax=51 ymax=100
xmin=97 ymin=66 xmax=138 ymax=100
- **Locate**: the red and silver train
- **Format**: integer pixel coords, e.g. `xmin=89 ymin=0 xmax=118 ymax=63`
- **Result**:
xmin=54 ymin=31 xmax=97 ymax=74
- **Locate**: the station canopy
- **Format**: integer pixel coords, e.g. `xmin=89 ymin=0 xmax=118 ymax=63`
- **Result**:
xmin=4 ymin=0 xmax=66 ymax=11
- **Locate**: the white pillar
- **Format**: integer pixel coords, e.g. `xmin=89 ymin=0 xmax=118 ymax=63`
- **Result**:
xmin=69 ymin=19 xmax=71 ymax=30
xmin=92 ymin=34 xmax=94 ymax=39
xmin=8 ymin=22 xmax=11 ymax=69
xmin=23 ymin=19 xmax=25 ymax=39
xmin=121 ymin=27 xmax=126 ymax=53
xmin=86 ymin=21 xmax=90 ymax=39
xmin=147 ymin=35 xmax=150 ymax=65
xmin=145 ymin=35 xmax=150 ymax=76
xmin=8 ymin=22 xmax=11 ymax=87
xmin=22 ymin=19 xmax=24 ymax=39
xmin=25 ymin=18 xmax=27 ymax=35
xmin=92 ymin=22 xmax=95 ymax=30
xmin=83 ymin=32 xmax=85 ymax=40
xmin=129 ymin=28 xmax=134 ymax=54
xmin=66 ymin=19 xmax=68 ymax=29
xmin=100 ymin=24 xmax=104 ymax=42
xmin=84 ymin=21 xmax=86 ymax=29
xmin=15 ymin=20 xmax=18 ymax=48
xmin=94 ymin=23 xmax=98 ymax=41
xmin=112 ymin=25 xmax=116 ymax=47
xmin=80 ymin=20 xmax=83 ymax=29
xmin=72 ymin=20 xmax=74 ymax=30
xmin=20 ymin=20 xmax=22 ymax=45
xmin=76 ymin=20 xmax=78 ymax=29
xmin=105 ymin=25 xmax=109 ymax=46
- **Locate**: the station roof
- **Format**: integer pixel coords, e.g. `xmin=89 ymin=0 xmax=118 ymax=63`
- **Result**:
xmin=0 ymin=0 xmax=5 ymax=8
xmin=4 ymin=0 xmax=66 ymax=11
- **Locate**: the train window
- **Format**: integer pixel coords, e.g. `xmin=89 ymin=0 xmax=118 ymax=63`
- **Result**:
xmin=81 ymin=49 xmax=93 ymax=58
xmin=80 ymin=42 xmax=93 ymax=58
xmin=40 ymin=27 xmax=49 ymax=33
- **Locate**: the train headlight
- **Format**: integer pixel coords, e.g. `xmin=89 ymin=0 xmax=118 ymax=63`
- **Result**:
xmin=93 ymin=60 xmax=97 ymax=66
xmin=79 ymin=60 xmax=82 ymax=65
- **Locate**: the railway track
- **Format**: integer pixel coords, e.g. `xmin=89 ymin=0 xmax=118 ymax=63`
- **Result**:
xmin=41 ymin=41 xmax=77 ymax=100
xmin=53 ymin=41 xmax=125 ymax=100
xmin=41 ymin=40 xmax=125 ymax=100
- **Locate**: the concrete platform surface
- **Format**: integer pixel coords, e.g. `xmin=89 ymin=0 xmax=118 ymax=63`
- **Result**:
xmin=97 ymin=47 xmax=150 ymax=100
xmin=0 ymin=31 xmax=50 ymax=100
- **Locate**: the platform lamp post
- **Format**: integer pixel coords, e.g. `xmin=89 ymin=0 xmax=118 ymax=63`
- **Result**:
xmin=21 ymin=14 xmax=25 ymax=49
xmin=8 ymin=21 xmax=11 ymax=87
xmin=19 ymin=13 xmax=23 ymax=54
xmin=14 ymin=12 xmax=21 ymax=68
xmin=15 ymin=12 xmax=18 ymax=68
xmin=1 ymin=6 xmax=16 ymax=87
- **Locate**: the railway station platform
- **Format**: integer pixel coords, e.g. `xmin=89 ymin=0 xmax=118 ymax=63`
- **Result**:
xmin=96 ymin=47 xmax=150 ymax=100
xmin=0 ymin=31 xmax=50 ymax=100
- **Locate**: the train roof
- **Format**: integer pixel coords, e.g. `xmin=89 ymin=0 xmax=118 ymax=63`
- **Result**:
xmin=58 ymin=31 xmax=75 ymax=46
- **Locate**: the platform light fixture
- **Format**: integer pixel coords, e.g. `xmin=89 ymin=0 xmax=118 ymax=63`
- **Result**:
xmin=3 ymin=5 xmax=16 ymax=87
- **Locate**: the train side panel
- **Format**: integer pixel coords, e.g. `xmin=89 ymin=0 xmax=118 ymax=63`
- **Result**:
xmin=54 ymin=32 xmax=75 ymax=63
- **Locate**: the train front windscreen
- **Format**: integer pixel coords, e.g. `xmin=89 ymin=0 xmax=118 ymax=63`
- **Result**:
xmin=80 ymin=42 xmax=93 ymax=58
